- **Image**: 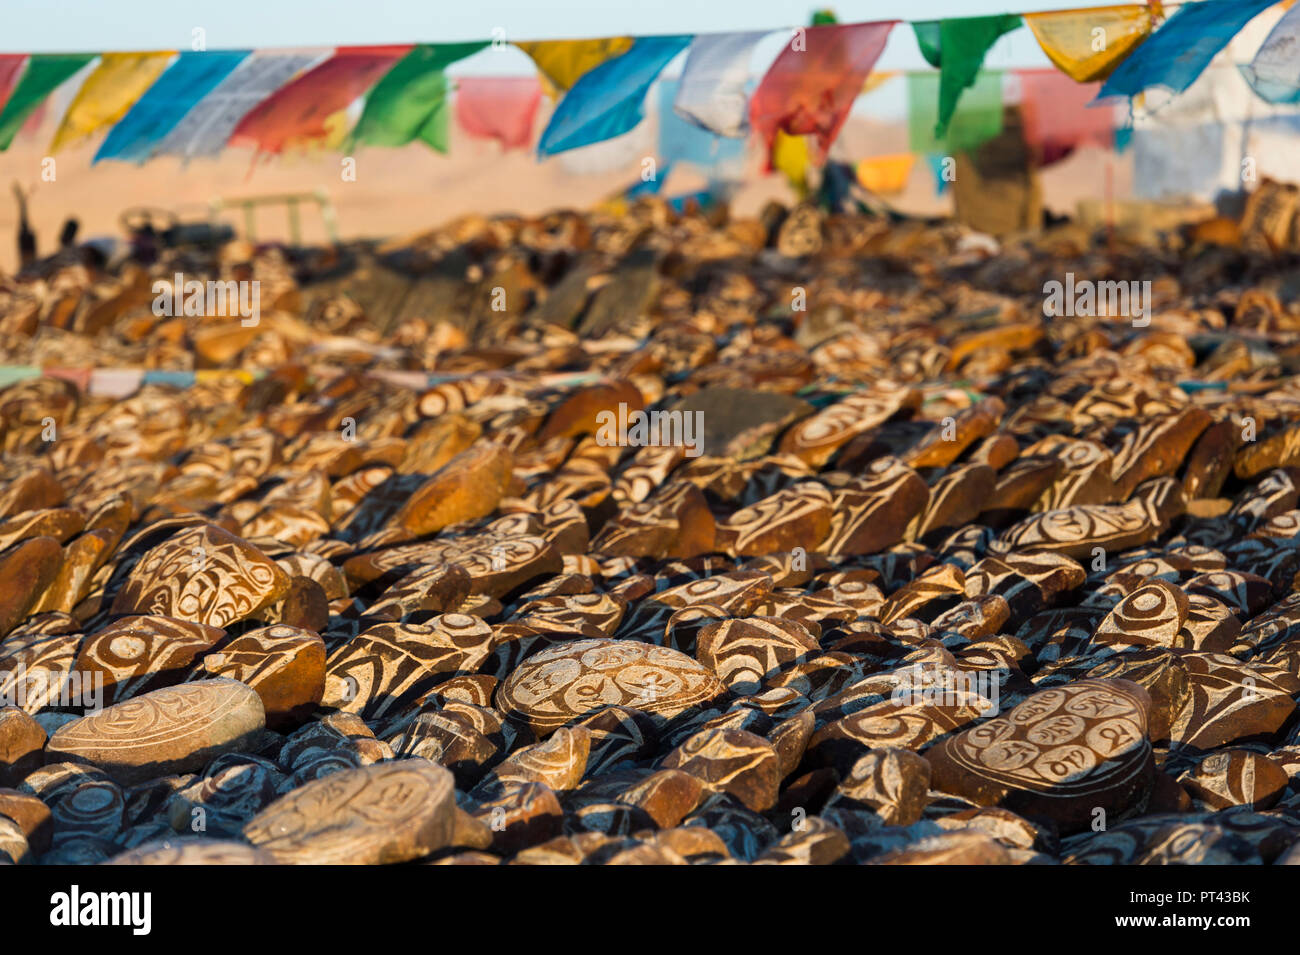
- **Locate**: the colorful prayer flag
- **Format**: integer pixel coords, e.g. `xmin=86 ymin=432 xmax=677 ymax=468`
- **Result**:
xmin=350 ymin=43 xmax=487 ymax=152
xmin=1023 ymin=5 xmax=1157 ymax=83
xmin=95 ymin=51 xmax=250 ymax=163
xmin=455 ymin=76 xmax=542 ymax=150
xmin=1098 ymin=0 xmax=1279 ymax=101
xmin=1016 ymin=68 xmax=1114 ymax=165
xmin=1241 ymin=3 xmax=1300 ymax=104
xmin=537 ymin=35 xmax=690 ymax=157
xmin=908 ymin=70 xmax=1005 ymax=155
xmin=0 ymin=54 xmax=96 ymax=151
xmin=748 ymin=21 xmax=895 ymax=168
xmin=913 ymin=15 xmax=1021 ymax=138
xmin=518 ymin=38 xmax=634 ymax=97
xmin=672 ymin=31 xmax=767 ymax=138
xmin=230 ymin=46 xmax=409 ymax=155
xmin=50 ymin=52 xmax=176 ymax=152
xmin=155 ymin=50 xmax=328 ymax=159
xmin=658 ymin=78 xmax=746 ymax=175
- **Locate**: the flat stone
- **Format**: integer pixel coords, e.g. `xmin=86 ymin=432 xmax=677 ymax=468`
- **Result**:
xmin=925 ymin=679 xmax=1154 ymax=834
xmin=0 ymin=708 xmax=45 ymax=787
xmin=495 ymin=638 xmax=725 ymax=736
xmin=244 ymin=758 xmax=459 ymax=864
xmin=110 ymin=523 xmax=291 ymax=628
xmin=46 ymin=679 xmax=266 ymax=785
xmin=390 ymin=443 xmax=514 ymax=536
xmin=106 ymin=837 xmax=278 ymax=864
xmin=194 ymin=624 xmax=326 ymax=730
xmin=660 ymin=727 xmax=781 ymax=812
xmin=75 ymin=615 xmax=226 ymax=705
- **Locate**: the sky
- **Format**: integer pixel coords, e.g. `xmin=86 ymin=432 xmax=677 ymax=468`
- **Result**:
xmin=0 ymin=0 xmax=1115 ymax=69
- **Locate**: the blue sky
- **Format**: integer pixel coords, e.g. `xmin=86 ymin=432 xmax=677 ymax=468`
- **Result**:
xmin=0 ymin=0 xmax=1105 ymax=69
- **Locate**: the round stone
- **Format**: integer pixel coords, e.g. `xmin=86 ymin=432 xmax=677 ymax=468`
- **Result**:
xmin=496 ymin=638 xmax=725 ymax=736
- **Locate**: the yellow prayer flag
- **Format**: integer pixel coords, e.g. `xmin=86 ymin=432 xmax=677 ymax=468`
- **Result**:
xmin=856 ymin=154 xmax=916 ymax=195
xmin=1024 ymin=5 xmax=1155 ymax=83
xmin=517 ymin=38 xmax=634 ymax=97
xmin=50 ymin=51 xmax=175 ymax=152
xmin=861 ymin=71 xmax=899 ymax=95
xmin=772 ymin=130 xmax=811 ymax=198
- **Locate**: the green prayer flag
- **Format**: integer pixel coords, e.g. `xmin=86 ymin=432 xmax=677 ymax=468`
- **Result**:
xmin=908 ymin=70 xmax=1005 ymax=156
xmin=930 ymin=15 xmax=1020 ymax=138
xmin=911 ymin=22 xmax=942 ymax=68
xmin=350 ymin=42 xmax=487 ymax=151
xmin=0 ymin=53 xmax=96 ymax=150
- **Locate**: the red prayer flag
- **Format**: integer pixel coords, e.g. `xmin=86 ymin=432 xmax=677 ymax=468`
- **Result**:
xmin=0 ymin=55 xmax=27 ymax=113
xmin=1016 ymin=68 xmax=1114 ymax=167
xmin=748 ymin=21 xmax=895 ymax=169
xmin=455 ymin=76 xmax=542 ymax=150
xmin=230 ymin=45 xmax=411 ymax=154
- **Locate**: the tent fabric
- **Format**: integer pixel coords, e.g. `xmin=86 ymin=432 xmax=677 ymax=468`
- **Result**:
xmin=672 ymin=31 xmax=767 ymax=138
xmin=50 ymin=52 xmax=176 ymax=152
xmin=537 ymin=35 xmax=691 ymax=157
xmin=349 ymin=43 xmax=487 ymax=152
xmin=518 ymin=38 xmax=634 ymax=97
xmin=1016 ymin=68 xmax=1113 ymax=165
xmin=658 ymin=78 xmax=746 ymax=175
xmin=1241 ymin=3 xmax=1300 ymax=104
xmin=455 ymin=76 xmax=542 ymax=149
xmin=1023 ymin=5 xmax=1156 ymax=83
xmin=1098 ymin=0 xmax=1279 ymax=101
xmin=155 ymin=51 xmax=328 ymax=159
xmin=0 ymin=54 xmax=97 ymax=151
xmin=230 ymin=45 xmax=410 ymax=155
xmin=748 ymin=21 xmax=895 ymax=169
xmin=908 ymin=69 xmax=1005 ymax=155
xmin=95 ymin=51 xmax=250 ymax=163
xmin=914 ymin=15 xmax=1021 ymax=138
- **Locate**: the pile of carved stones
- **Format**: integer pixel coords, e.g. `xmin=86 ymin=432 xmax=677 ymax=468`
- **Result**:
xmin=4 ymin=200 xmax=1300 ymax=864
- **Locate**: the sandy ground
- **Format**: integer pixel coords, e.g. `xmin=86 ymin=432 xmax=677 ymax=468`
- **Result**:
xmin=0 ymin=103 xmax=1132 ymax=274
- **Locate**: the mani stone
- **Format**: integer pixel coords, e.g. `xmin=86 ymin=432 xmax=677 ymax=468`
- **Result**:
xmin=194 ymin=624 xmax=326 ymax=730
xmin=1180 ymin=750 xmax=1288 ymax=811
xmin=244 ymin=759 xmax=462 ymax=864
xmin=74 ymin=615 xmax=227 ymax=705
xmin=695 ymin=617 xmax=820 ymax=694
xmin=660 ymin=727 xmax=781 ymax=812
xmin=110 ymin=523 xmax=291 ymax=628
xmin=495 ymin=638 xmax=725 ymax=736
xmin=46 ymin=679 xmax=266 ymax=785
xmin=925 ymin=679 xmax=1154 ymax=834
xmin=0 ymin=707 xmax=45 ymax=786
xmin=389 ymin=443 xmax=513 ymax=536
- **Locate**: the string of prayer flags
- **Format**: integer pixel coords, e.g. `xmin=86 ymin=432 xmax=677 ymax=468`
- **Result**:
xmin=95 ymin=51 xmax=250 ymax=163
xmin=1098 ymin=0 xmax=1279 ymax=101
xmin=518 ymin=38 xmax=634 ymax=97
xmin=672 ymin=31 xmax=767 ymax=138
xmin=229 ymin=45 xmax=410 ymax=155
xmin=155 ymin=51 xmax=328 ymax=159
xmin=748 ymin=21 xmax=895 ymax=169
xmin=50 ymin=52 xmax=176 ymax=152
xmin=349 ymin=42 xmax=487 ymax=152
xmin=537 ymin=35 xmax=691 ymax=157
xmin=1241 ymin=2 xmax=1300 ymax=104
xmin=0 ymin=54 xmax=96 ymax=150
xmin=913 ymin=15 xmax=1021 ymax=138
xmin=454 ymin=76 xmax=542 ymax=150
xmin=1023 ymin=4 xmax=1158 ymax=83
